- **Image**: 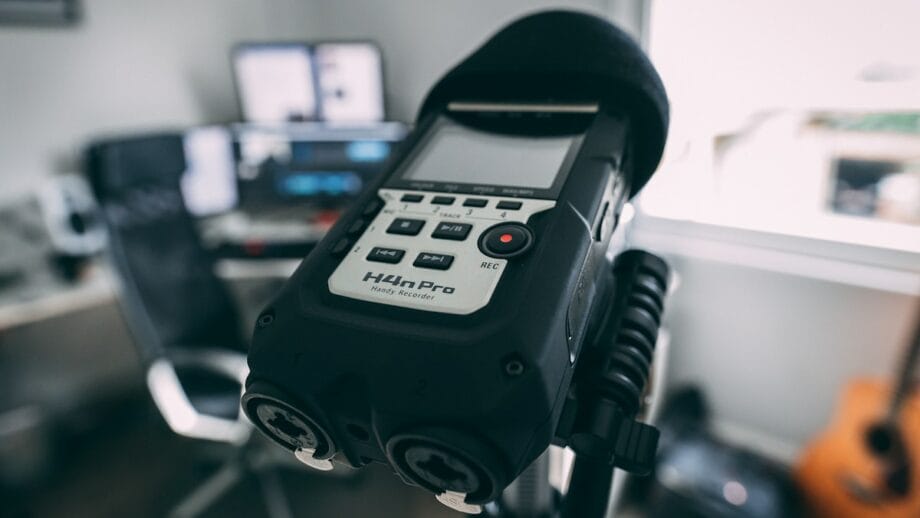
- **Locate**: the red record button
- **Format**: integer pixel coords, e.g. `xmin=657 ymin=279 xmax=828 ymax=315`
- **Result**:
xmin=479 ymin=223 xmax=534 ymax=258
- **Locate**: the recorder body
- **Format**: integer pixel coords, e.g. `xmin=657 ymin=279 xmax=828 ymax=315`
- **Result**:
xmin=242 ymin=9 xmax=669 ymax=510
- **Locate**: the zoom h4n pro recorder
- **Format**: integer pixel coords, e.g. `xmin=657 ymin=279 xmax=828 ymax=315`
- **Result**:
xmin=242 ymin=10 xmax=671 ymax=515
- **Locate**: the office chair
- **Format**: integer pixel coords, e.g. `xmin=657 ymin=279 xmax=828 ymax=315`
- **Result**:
xmin=84 ymin=134 xmax=293 ymax=518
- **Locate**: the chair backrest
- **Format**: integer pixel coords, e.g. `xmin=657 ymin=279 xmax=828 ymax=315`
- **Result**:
xmin=84 ymin=134 xmax=246 ymax=363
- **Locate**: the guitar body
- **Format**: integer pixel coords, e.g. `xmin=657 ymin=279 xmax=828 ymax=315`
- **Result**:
xmin=796 ymin=379 xmax=920 ymax=518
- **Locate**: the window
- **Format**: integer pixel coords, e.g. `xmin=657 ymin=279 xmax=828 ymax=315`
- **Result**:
xmin=640 ymin=0 xmax=920 ymax=254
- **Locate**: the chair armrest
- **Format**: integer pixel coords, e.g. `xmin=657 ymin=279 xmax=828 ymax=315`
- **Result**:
xmin=146 ymin=348 xmax=251 ymax=444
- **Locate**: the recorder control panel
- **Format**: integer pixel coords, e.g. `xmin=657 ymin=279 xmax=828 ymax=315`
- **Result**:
xmin=327 ymin=188 xmax=555 ymax=314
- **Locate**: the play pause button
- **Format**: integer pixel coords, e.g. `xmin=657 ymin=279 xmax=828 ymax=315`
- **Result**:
xmin=367 ymin=247 xmax=405 ymax=264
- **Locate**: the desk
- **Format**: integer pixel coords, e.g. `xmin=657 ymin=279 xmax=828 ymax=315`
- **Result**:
xmin=214 ymin=258 xmax=299 ymax=281
xmin=0 ymin=258 xmax=300 ymax=332
xmin=0 ymin=256 xmax=302 ymax=469
xmin=0 ymin=265 xmax=115 ymax=332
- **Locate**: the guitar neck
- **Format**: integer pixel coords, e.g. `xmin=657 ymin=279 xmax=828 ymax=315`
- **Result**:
xmin=888 ymin=306 xmax=920 ymax=422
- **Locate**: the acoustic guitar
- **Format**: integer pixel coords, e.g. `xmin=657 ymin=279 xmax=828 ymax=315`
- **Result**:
xmin=796 ymin=306 xmax=920 ymax=517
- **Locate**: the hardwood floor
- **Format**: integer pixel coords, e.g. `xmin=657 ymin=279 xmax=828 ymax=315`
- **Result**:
xmin=6 ymin=398 xmax=459 ymax=518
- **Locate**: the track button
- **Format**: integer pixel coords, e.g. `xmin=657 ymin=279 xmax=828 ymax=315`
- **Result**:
xmin=463 ymin=198 xmax=488 ymax=208
xmin=367 ymin=247 xmax=405 ymax=264
xmin=496 ymin=200 xmax=522 ymax=210
xmin=413 ymin=253 xmax=454 ymax=270
xmin=430 ymin=196 xmax=456 ymax=205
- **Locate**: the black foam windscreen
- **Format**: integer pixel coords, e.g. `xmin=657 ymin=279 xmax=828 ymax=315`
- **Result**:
xmin=419 ymin=10 xmax=669 ymax=197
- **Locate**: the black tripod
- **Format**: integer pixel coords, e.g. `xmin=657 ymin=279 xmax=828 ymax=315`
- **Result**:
xmin=489 ymin=250 xmax=670 ymax=518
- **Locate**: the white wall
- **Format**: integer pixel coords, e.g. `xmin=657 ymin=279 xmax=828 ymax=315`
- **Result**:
xmin=630 ymin=216 xmax=920 ymax=460
xmin=662 ymin=254 xmax=915 ymax=450
xmin=0 ymin=0 xmax=638 ymax=202
xmin=0 ymin=0 xmax=283 ymax=201
xmin=270 ymin=0 xmax=621 ymax=122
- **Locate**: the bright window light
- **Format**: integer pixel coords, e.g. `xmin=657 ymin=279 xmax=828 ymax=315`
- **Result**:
xmin=641 ymin=0 xmax=920 ymax=253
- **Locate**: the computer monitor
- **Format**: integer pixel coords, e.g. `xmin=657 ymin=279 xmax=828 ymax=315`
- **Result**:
xmin=232 ymin=122 xmax=407 ymax=208
xmin=181 ymin=126 xmax=238 ymax=217
xmin=233 ymin=43 xmax=319 ymax=123
xmin=314 ymin=42 xmax=385 ymax=123
xmin=233 ymin=42 xmax=385 ymax=124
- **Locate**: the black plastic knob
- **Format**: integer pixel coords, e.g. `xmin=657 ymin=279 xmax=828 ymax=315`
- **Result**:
xmin=611 ymin=419 xmax=660 ymax=476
